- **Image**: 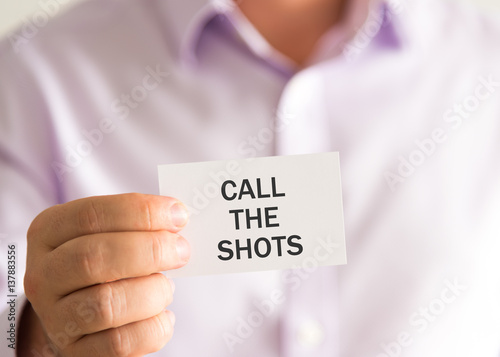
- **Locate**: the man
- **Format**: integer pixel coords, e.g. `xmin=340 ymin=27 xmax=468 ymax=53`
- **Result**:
xmin=1 ymin=0 xmax=500 ymax=356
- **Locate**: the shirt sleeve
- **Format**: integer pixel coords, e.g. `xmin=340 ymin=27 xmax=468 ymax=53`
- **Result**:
xmin=0 ymin=39 xmax=61 ymax=356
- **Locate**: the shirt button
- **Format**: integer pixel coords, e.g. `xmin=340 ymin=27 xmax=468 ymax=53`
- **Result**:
xmin=296 ymin=320 xmax=325 ymax=347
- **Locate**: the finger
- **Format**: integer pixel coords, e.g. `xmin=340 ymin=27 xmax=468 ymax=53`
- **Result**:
xmin=68 ymin=310 xmax=175 ymax=357
xmin=45 ymin=273 xmax=173 ymax=345
xmin=28 ymin=193 xmax=189 ymax=250
xmin=44 ymin=231 xmax=189 ymax=296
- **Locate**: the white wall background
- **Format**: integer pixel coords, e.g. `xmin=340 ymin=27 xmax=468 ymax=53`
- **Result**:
xmin=0 ymin=0 xmax=500 ymax=39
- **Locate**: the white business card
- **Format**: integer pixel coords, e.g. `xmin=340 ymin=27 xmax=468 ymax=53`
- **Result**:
xmin=158 ymin=153 xmax=346 ymax=277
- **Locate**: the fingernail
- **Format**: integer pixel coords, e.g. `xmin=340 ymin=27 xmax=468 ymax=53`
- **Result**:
xmin=166 ymin=310 xmax=176 ymax=326
xmin=175 ymin=237 xmax=191 ymax=264
xmin=170 ymin=203 xmax=189 ymax=228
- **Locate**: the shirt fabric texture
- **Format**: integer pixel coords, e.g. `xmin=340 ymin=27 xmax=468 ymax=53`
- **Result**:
xmin=1 ymin=0 xmax=500 ymax=356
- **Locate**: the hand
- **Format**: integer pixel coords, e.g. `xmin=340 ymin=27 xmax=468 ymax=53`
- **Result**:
xmin=22 ymin=193 xmax=190 ymax=356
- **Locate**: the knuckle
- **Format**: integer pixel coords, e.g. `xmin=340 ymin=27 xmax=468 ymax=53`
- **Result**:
xmin=80 ymin=343 xmax=101 ymax=357
xmin=57 ymin=298 xmax=88 ymax=336
xmin=77 ymin=199 xmax=104 ymax=234
xmin=74 ymin=239 xmax=104 ymax=283
xmin=126 ymin=193 xmax=162 ymax=231
xmin=134 ymin=194 xmax=153 ymax=230
xmin=149 ymin=232 xmax=164 ymax=269
xmin=57 ymin=300 xmax=78 ymax=331
xmin=95 ymin=283 xmax=124 ymax=328
xmin=125 ymin=192 xmax=143 ymax=201
xmin=126 ymin=192 xmax=148 ymax=208
xmin=108 ymin=328 xmax=132 ymax=357
xmin=27 ymin=205 xmax=61 ymax=244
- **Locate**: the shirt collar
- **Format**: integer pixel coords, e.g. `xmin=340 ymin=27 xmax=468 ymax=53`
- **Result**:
xmin=175 ymin=0 xmax=220 ymax=67
xmin=331 ymin=0 xmax=419 ymax=64
xmin=174 ymin=0 xmax=295 ymax=71
xmin=174 ymin=0 xmax=413 ymax=70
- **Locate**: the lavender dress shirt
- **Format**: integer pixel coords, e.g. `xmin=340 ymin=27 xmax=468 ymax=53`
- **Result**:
xmin=1 ymin=0 xmax=500 ymax=356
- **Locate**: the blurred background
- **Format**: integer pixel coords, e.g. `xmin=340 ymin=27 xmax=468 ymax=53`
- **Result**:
xmin=1 ymin=0 xmax=500 ymax=39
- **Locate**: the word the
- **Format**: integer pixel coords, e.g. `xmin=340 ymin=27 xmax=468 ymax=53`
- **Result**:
xmin=229 ymin=207 xmax=279 ymax=230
